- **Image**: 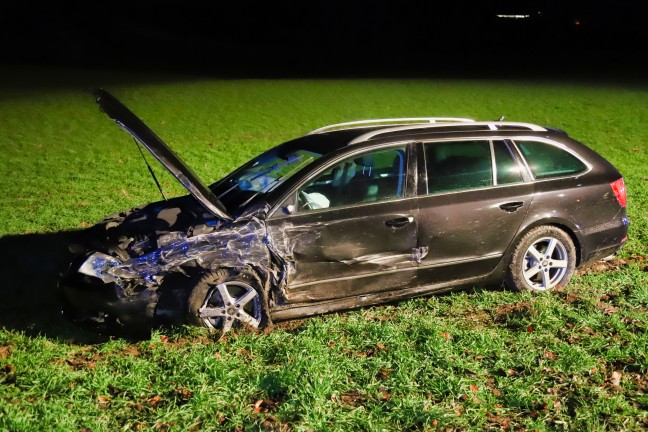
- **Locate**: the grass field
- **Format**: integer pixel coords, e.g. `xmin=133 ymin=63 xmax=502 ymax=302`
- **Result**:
xmin=0 ymin=67 xmax=647 ymax=431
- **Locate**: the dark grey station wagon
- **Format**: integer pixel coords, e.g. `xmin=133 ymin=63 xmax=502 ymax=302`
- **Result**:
xmin=59 ymin=90 xmax=629 ymax=335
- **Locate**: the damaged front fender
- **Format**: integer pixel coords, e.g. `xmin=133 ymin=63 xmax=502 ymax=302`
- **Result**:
xmin=105 ymin=217 xmax=271 ymax=283
xmin=61 ymin=208 xmax=298 ymax=333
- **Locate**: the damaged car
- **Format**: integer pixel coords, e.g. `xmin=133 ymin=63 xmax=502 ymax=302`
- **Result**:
xmin=59 ymin=89 xmax=629 ymax=335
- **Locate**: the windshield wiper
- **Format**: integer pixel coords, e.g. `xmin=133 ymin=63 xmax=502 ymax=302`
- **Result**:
xmin=217 ymin=179 xmax=240 ymax=200
xmin=237 ymin=172 xmax=288 ymax=209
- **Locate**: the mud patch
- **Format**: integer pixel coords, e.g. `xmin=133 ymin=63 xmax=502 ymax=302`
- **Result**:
xmin=492 ymin=301 xmax=536 ymax=330
xmin=551 ymin=284 xmax=593 ymax=307
xmin=493 ymin=301 xmax=536 ymax=323
xmin=0 ymin=363 xmax=16 ymax=384
xmin=462 ymin=308 xmax=494 ymax=328
xmin=335 ymin=389 xmax=368 ymax=408
xmin=580 ymin=255 xmax=647 ymax=275
xmin=259 ymin=415 xmax=292 ymax=432
xmin=57 ymin=347 xmax=104 ymax=370
xmin=0 ymin=345 xmax=11 ymax=359
xmin=123 ymin=345 xmax=142 ymax=357
xmin=272 ymin=319 xmax=307 ymax=333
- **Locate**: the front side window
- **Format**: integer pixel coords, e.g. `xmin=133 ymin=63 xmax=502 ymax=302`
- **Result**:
xmin=515 ymin=140 xmax=587 ymax=179
xmin=297 ymin=146 xmax=407 ymax=211
xmin=424 ymin=140 xmax=493 ymax=194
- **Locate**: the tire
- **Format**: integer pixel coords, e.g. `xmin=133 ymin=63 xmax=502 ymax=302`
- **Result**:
xmin=187 ymin=269 xmax=267 ymax=334
xmin=506 ymin=226 xmax=576 ymax=292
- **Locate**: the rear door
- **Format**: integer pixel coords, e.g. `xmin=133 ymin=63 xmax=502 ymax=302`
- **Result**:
xmin=415 ymin=139 xmax=534 ymax=285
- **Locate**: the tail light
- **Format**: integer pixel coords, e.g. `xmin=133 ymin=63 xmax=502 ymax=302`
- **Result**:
xmin=610 ymin=178 xmax=627 ymax=207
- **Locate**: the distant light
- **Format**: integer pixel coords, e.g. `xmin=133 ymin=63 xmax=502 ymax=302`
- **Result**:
xmin=496 ymin=14 xmax=530 ymax=19
xmin=575 ymin=20 xmax=581 ymax=25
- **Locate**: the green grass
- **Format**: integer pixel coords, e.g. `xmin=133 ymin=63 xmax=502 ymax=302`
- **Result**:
xmin=0 ymin=67 xmax=647 ymax=431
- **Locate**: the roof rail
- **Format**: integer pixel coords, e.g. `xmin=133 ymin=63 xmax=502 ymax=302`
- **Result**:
xmin=307 ymin=117 xmax=475 ymax=135
xmin=348 ymin=121 xmax=547 ymax=144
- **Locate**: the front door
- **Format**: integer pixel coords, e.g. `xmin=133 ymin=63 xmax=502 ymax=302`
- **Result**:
xmin=267 ymin=145 xmax=419 ymax=303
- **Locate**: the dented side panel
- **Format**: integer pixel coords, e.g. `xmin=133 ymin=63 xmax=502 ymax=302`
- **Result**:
xmin=267 ymin=197 xmax=419 ymax=303
xmin=416 ymin=182 xmax=534 ymax=284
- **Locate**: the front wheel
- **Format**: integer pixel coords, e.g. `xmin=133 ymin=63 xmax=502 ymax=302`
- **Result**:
xmin=506 ymin=226 xmax=576 ymax=292
xmin=187 ymin=269 xmax=266 ymax=334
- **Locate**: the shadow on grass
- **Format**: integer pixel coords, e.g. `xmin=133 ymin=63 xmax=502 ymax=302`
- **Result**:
xmin=0 ymin=230 xmax=108 ymax=343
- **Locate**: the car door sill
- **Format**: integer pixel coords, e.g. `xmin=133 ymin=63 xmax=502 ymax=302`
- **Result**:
xmin=270 ymin=273 xmax=490 ymax=322
xmin=417 ymin=252 xmax=501 ymax=270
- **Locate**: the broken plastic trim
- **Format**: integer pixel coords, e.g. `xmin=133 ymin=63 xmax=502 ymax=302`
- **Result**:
xmin=78 ymin=252 xmax=120 ymax=283
xmin=111 ymin=219 xmax=269 ymax=280
xmin=82 ymin=203 xmax=295 ymax=299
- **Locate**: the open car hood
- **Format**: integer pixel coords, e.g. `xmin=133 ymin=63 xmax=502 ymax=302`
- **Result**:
xmin=93 ymin=89 xmax=232 ymax=221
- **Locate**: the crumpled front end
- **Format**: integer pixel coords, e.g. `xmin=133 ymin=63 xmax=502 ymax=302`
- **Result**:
xmin=59 ymin=256 xmax=160 ymax=335
xmin=59 ymin=199 xmax=281 ymax=334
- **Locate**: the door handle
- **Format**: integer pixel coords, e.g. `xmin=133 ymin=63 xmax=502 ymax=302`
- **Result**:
xmin=385 ymin=216 xmax=414 ymax=228
xmin=499 ymin=201 xmax=524 ymax=212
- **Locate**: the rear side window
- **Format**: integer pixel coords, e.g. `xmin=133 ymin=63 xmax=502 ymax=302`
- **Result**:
xmin=425 ymin=140 xmax=493 ymax=194
xmin=515 ymin=140 xmax=587 ymax=179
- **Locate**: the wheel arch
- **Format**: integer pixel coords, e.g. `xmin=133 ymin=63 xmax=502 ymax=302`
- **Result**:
xmin=505 ymin=218 xmax=583 ymax=267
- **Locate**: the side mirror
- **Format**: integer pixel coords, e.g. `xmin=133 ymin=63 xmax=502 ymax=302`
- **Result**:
xmin=283 ymin=204 xmax=296 ymax=215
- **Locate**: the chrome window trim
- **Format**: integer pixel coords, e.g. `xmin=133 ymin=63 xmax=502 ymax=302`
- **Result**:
xmin=489 ymin=140 xmax=498 ymax=185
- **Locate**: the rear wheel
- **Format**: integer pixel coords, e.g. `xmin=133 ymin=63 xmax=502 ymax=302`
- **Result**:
xmin=187 ymin=269 xmax=266 ymax=334
xmin=506 ymin=226 xmax=576 ymax=292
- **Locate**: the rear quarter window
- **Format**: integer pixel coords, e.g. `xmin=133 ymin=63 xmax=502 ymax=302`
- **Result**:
xmin=515 ymin=140 xmax=587 ymax=179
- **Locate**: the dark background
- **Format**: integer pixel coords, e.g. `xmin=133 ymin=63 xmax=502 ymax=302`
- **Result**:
xmin=2 ymin=1 xmax=647 ymax=78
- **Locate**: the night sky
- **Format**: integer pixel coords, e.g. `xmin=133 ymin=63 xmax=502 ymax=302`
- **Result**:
xmin=2 ymin=1 xmax=647 ymax=77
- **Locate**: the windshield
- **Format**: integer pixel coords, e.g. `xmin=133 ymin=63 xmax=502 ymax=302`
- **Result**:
xmin=212 ymin=147 xmax=321 ymax=212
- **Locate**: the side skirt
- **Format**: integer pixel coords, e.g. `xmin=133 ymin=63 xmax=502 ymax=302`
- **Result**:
xmin=269 ymin=272 xmax=500 ymax=322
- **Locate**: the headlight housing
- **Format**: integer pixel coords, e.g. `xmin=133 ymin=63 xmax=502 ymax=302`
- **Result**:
xmin=78 ymin=252 xmax=121 ymax=283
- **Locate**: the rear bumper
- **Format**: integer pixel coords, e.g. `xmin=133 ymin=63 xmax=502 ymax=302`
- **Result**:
xmin=577 ymin=213 xmax=629 ymax=267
